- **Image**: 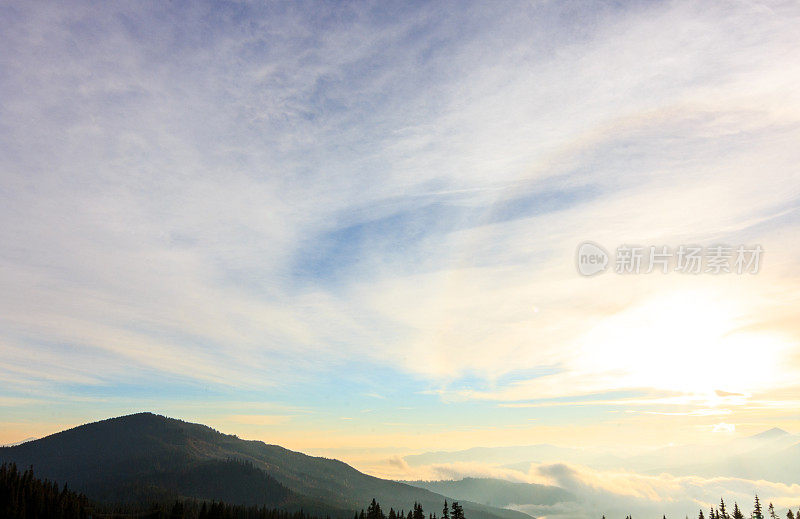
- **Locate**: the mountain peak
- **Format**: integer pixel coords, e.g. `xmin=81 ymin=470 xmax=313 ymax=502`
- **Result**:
xmin=750 ymin=427 xmax=790 ymax=440
xmin=0 ymin=413 xmax=531 ymax=519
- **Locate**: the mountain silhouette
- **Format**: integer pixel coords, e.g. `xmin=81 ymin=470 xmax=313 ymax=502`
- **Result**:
xmin=0 ymin=413 xmax=534 ymax=519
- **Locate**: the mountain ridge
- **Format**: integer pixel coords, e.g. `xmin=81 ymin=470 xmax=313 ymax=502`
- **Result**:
xmin=0 ymin=412 xmax=535 ymax=519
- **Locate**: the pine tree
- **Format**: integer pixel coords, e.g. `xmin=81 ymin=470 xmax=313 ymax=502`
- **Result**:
xmin=720 ymin=499 xmax=729 ymax=519
xmin=787 ymin=510 xmax=795 ymax=519
xmin=768 ymin=503 xmax=777 ymax=519
xmin=368 ymin=498 xmax=385 ymax=519
xmin=754 ymin=495 xmax=764 ymax=519
xmin=732 ymin=503 xmax=744 ymax=519
xmin=442 ymin=501 xmax=449 ymax=519
xmin=699 ymin=509 xmax=705 ymax=519
xmin=451 ymin=502 xmax=465 ymax=519
xmin=170 ymin=500 xmax=185 ymax=519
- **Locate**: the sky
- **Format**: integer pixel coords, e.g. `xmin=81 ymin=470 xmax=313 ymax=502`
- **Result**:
xmin=1 ymin=0 xmax=800 ymax=496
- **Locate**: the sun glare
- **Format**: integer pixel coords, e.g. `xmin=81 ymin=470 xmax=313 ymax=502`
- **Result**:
xmin=576 ymin=290 xmax=789 ymax=396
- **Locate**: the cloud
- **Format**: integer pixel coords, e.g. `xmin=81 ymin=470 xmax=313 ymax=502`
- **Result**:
xmin=385 ymin=459 xmax=800 ymax=519
xmin=712 ymin=423 xmax=736 ymax=434
xmin=1 ymin=0 xmax=799 ymax=445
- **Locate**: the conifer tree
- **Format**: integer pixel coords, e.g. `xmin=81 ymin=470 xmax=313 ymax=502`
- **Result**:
xmin=754 ymin=495 xmax=764 ymax=519
xmin=368 ymin=498 xmax=385 ymax=519
xmin=768 ymin=503 xmax=777 ymax=519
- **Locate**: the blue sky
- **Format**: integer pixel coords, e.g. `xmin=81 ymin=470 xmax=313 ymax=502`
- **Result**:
xmin=1 ymin=0 xmax=800 ymax=493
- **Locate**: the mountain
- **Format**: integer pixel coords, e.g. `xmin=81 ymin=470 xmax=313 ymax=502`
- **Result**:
xmin=404 ymin=445 xmax=623 ymax=470
xmin=749 ymin=427 xmax=790 ymax=441
xmin=0 ymin=413 xmax=534 ymax=519
xmin=624 ymin=427 xmax=800 ymax=483
xmin=403 ymin=478 xmax=574 ymax=508
xmin=0 ymin=437 xmax=36 ymax=447
xmin=405 ymin=429 xmax=800 ymax=485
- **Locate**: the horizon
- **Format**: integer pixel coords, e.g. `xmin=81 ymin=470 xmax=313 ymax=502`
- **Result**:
xmin=3 ymin=411 xmax=795 ymax=457
xmin=2 ymin=1 xmax=800 ymax=518
xmin=4 ymin=411 xmax=800 ymax=518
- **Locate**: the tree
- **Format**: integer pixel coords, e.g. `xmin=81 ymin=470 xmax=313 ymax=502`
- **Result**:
xmin=170 ymin=501 xmax=185 ymax=519
xmin=442 ymin=501 xmax=449 ymax=519
xmin=368 ymin=499 xmax=385 ymax=519
xmin=699 ymin=509 xmax=705 ymax=519
xmin=720 ymin=499 xmax=729 ymax=519
xmin=732 ymin=502 xmax=744 ymax=519
xmin=768 ymin=503 xmax=777 ymax=519
xmin=451 ymin=502 xmax=465 ymax=519
xmin=754 ymin=495 xmax=764 ymax=519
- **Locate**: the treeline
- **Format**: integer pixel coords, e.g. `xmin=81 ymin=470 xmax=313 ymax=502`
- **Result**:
xmin=701 ymin=495 xmax=798 ymax=519
xmin=1 ymin=462 xmax=90 ymax=518
xmin=354 ymin=499 xmax=465 ymax=519
xmin=98 ymin=501 xmax=327 ymax=519
xmin=0 ymin=462 xmax=324 ymax=519
xmin=604 ymin=494 xmax=800 ymax=519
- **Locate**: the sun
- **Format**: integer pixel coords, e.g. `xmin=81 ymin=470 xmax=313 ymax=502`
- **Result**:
xmin=574 ymin=289 xmax=790 ymax=397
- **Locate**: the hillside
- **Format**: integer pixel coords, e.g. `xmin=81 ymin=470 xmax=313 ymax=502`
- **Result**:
xmin=0 ymin=413 xmax=534 ymax=519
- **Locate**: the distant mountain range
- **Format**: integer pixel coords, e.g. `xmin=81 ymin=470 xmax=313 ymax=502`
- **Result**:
xmin=404 ymin=444 xmax=622 ymax=469
xmin=404 ymin=427 xmax=800 ymax=484
xmin=635 ymin=427 xmax=800 ymax=483
xmin=0 ymin=437 xmax=36 ymax=447
xmin=0 ymin=413 xmax=535 ymax=519
xmin=402 ymin=478 xmax=574 ymax=508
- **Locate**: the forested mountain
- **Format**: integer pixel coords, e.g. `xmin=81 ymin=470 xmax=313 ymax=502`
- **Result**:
xmin=0 ymin=413 xmax=531 ymax=519
xmin=0 ymin=461 xmax=337 ymax=519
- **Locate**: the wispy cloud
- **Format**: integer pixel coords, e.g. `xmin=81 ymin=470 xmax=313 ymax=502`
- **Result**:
xmin=0 ymin=0 xmax=799 ymax=451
